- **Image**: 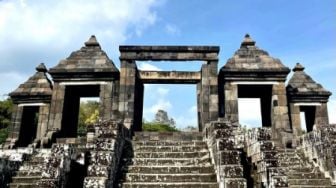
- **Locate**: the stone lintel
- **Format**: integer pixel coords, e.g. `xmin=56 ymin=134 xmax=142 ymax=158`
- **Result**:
xmin=220 ymin=70 xmax=289 ymax=82
xmin=119 ymin=46 xmax=219 ymax=61
xmin=294 ymin=102 xmax=322 ymax=106
xmin=50 ymin=71 xmax=119 ymax=82
xmin=139 ymin=71 xmax=201 ymax=84
xmin=120 ymin=45 xmax=219 ymax=53
xmin=288 ymin=95 xmax=330 ymax=103
xmin=18 ymin=103 xmax=47 ymax=107
xmin=231 ymin=81 xmax=279 ymax=85
xmin=11 ymin=95 xmax=52 ymax=104
xmin=59 ymin=81 xmax=109 ymax=86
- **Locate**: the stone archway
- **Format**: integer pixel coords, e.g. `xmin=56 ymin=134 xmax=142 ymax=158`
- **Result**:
xmin=118 ymin=46 xmax=219 ymax=132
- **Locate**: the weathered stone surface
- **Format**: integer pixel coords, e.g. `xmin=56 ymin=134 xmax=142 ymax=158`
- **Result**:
xmin=3 ymin=35 xmax=334 ymax=188
xmin=119 ymin=131 xmax=219 ymax=188
xmin=287 ymin=63 xmax=331 ymax=102
xmin=9 ymin=63 xmax=53 ymax=103
xmin=49 ymin=35 xmax=119 ymax=80
xmin=220 ymin=34 xmax=290 ymax=81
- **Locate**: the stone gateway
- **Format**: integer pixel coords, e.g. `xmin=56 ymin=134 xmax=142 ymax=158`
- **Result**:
xmin=0 ymin=35 xmax=335 ymax=188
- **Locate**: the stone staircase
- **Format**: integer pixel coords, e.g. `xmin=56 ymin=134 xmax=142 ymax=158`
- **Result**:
xmin=245 ymin=127 xmax=335 ymax=188
xmin=119 ymin=132 xmax=219 ymax=188
xmin=9 ymin=144 xmax=73 ymax=188
xmin=9 ymin=149 xmax=52 ymax=188
xmin=0 ymin=148 xmax=33 ymax=187
xmin=276 ymin=149 xmax=335 ymax=188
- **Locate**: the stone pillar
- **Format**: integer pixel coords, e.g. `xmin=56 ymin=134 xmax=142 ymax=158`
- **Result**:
xmin=99 ymin=82 xmax=113 ymax=121
xmin=289 ymin=103 xmax=301 ymax=138
xmin=224 ymin=82 xmax=238 ymax=123
xmin=271 ymin=83 xmax=290 ymax=131
xmin=208 ymin=60 xmax=218 ymax=122
xmin=197 ymin=82 xmax=202 ymax=131
xmin=200 ymin=64 xmax=209 ymax=128
xmin=271 ymin=83 xmax=291 ymax=145
xmin=47 ymin=83 xmax=66 ymax=131
xmin=36 ymin=105 xmax=50 ymax=140
xmin=119 ymin=60 xmax=137 ymax=122
xmin=314 ymin=102 xmax=329 ymax=128
xmin=112 ymin=80 xmax=120 ymax=120
xmin=4 ymin=105 xmax=23 ymax=147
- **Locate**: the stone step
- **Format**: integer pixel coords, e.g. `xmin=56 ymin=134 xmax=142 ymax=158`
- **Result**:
xmin=9 ymin=183 xmax=37 ymax=188
xmin=133 ymin=151 xmax=210 ymax=158
xmin=289 ymin=186 xmax=336 ymax=188
xmin=289 ymin=167 xmax=315 ymax=173
xmin=125 ymin=173 xmax=217 ymax=182
xmin=288 ymin=178 xmax=332 ymax=186
xmin=133 ymin=132 xmax=203 ymax=141
xmin=16 ymin=170 xmax=42 ymax=176
xmin=130 ymin=158 xmax=211 ymax=166
xmin=122 ymin=182 xmax=219 ymax=188
xmin=126 ymin=165 xmax=215 ymax=174
xmin=288 ymin=172 xmax=326 ymax=179
xmin=133 ymin=145 xmax=208 ymax=152
xmin=133 ymin=141 xmax=207 ymax=147
xmin=11 ymin=176 xmax=42 ymax=184
xmin=24 ymin=161 xmax=46 ymax=166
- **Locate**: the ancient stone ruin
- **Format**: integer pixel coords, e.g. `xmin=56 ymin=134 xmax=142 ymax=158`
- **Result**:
xmin=0 ymin=34 xmax=335 ymax=188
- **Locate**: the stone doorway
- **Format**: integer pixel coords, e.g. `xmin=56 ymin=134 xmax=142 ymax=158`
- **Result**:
xmin=60 ymin=85 xmax=100 ymax=138
xmin=237 ymin=85 xmax=272 ymax=127
xmin=119 ymin=45 xmax=219 ymax=133
xmin=17 ymin=106 xmax=39 ymax=147
xmin=142 ymin=84 xmax=198 ymax=132
xmin=299 ymin=106 xmax=316 ymax=132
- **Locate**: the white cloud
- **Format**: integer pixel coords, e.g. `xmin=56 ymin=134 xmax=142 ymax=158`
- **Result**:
xmin=0 ymin=0 xmax=159 ymax=46
xmin=138 ymin=62 xmax=162 ymax=71
xmin=238 ymin=98 xmax=262 ymax=127
xmin=0 ymin=0 xmax=162 ymax=96
xmin=174 ymin=115 xmax=197 ymax=129
xmin=148 ymin=99 xmax=172 ymax=113
xmin=174 ymin=105 xmax=198 ymax=129
xmin=0 ymin=71 xmax=29 ymax=99
xmin=157 ymin=87 xmax=169 ymax=96
xmin=143 ymin=86 xmax=171 ymax=120
xmin=188 ymin=105 xmax=197 ymax=114
xmin=328 ymin=98 xmax=336 ymax=124
xmin=165 ymin=23 xmax=180 ymax=36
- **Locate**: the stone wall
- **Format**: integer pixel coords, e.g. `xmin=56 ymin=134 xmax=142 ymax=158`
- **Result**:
xmin=299 ymin=124 xmax=336 ymax=184
xmin=84 ymin=119 xmax=127 ymax=188
xmin=203 ymin=119 xmax=246 ymax=188
xmin=0 ymin=148 xmax=33 ymax=187
xmin=245 ymin=127 xmax=287 ymax=187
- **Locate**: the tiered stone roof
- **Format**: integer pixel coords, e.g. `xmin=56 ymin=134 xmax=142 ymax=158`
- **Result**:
xmin=287 ymin=63 xmax=331 ymax=102
xmin=10 ymin=63 xmax=53 ymax=103
xmin=220 ymin=34 xmax=290 ymax=81
xmin=49 ymin=35 xmax=119 ymax=81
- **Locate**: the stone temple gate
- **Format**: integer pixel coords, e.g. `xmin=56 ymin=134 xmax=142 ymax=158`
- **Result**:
xmin=6 ymin=34 xmax=331 ymax=148
xmin=1 ymin=35 xmax=335 ymax=188
xmin=118 ymin=45 xmax=219 ymax=132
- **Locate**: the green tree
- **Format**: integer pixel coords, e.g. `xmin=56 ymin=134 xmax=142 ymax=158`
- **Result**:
xmin=78 ymin=100 xmax=100 ymax=136
xmin=0 ymin=98 xmax=13 ymax=144
xmin=142 ymin=122 xmax=179 ymax=132
xmin=0 ymin=98 xmax=13 ymax=128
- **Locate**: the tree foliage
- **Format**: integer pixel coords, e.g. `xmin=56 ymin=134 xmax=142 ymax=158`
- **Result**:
xmin=78 ymin=100 xmax=100 ymax=136
xmin=0 ymin=98 xmax=13 ymax=128
xmin=0 ymin=98 xmax=13 ymax=144
xmin=142 ymin=122 xmax=179 ymax=132
xmin=143 ymin=109 xmax=179 ymax=132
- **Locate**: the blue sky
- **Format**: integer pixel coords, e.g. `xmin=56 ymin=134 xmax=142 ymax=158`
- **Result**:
xmin=0 ymin=0 xmax=335 ymax=128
